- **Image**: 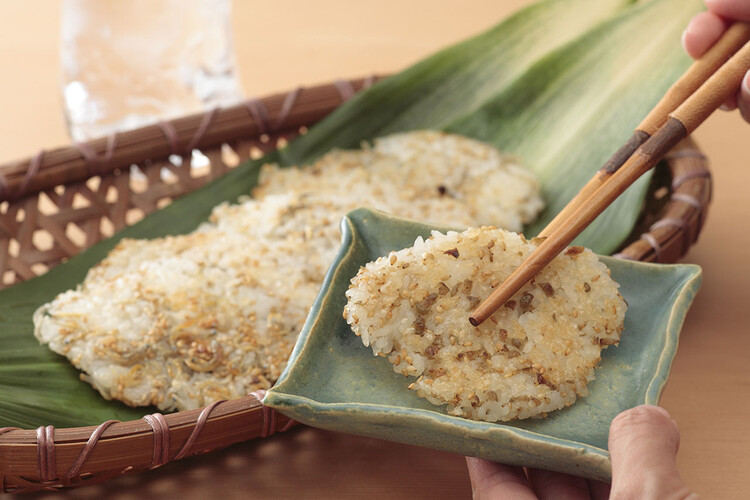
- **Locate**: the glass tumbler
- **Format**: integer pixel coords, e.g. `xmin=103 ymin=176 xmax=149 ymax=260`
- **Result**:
xmin=60 ymin=0 xmax=244 ymax=142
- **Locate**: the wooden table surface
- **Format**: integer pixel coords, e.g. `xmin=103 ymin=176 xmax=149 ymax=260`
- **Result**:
xmin=1 ymin=1 xmax=748 ymax=498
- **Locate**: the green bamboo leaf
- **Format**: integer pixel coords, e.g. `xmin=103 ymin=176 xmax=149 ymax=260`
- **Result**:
xmin=281 ymin=0 xmax=633 ymax=164
xmin=0 ymin=0 xmax=703 ymax=427
xmin=448 ymin=0 xmax=703 ymax=252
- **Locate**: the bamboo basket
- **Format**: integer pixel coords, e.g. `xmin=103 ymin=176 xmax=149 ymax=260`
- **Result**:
xmin=0 ymin=76 xmax=711 ymax=493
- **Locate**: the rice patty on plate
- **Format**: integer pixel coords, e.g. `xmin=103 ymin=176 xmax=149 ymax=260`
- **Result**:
xmin=344 ymin=227 xmax=626 ymax=421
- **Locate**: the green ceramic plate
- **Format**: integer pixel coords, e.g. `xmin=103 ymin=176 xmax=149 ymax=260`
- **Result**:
xmin=264 ymin=208 xmax=702 ymax=481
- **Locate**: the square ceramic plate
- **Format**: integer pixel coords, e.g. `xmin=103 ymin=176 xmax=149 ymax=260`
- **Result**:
xmin=264 ymin=208 xmax=702 ymax=480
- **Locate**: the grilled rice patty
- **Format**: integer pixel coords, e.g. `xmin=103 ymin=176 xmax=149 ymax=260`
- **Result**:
xmin=344 ymin=227 xmax=626 ymax=421
xmin=34 ymin=197 xmax=336 ymax=411
xmin=254 ymin=130 xmax=543 ymax=232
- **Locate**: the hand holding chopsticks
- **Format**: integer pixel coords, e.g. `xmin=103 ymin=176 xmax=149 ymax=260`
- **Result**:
xmin=469 ymin=22 xmax=750 ymax=327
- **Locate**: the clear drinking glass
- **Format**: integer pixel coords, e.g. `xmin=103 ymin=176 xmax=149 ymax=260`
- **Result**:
xmin=60 ymin=0 xmax=244 ymax=142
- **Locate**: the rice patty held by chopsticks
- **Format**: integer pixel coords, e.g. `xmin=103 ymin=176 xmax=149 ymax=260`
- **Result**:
xmin=344 ymin=227 xmax=626 ymax=421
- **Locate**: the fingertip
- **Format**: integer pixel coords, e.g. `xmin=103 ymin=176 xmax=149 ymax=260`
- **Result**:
xmin=682 ymin=11 xmax=728 ymax=58
xmin=465 ymin=457 xmax=536 ymax=500
xmin=525 ymin=467 xmax=590 ymax=499
xmin=611 ymin=404 xmax=672 ymax=426
xmin=681 ymin=28 xmax=691 ymax=56
xmin=738 ymin=70 xmax=750 ymax=123
xmin=608 ymin=406 xmax=686 ymax=498
xmin=639 ymin=403 xmax=672 ymax=420
xmin=609 ymin=405 xmax=680 ymax=454
xmin=721 ymin=92 xmax=739 ymax=112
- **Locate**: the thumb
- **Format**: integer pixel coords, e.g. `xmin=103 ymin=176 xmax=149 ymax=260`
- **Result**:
xmin=608 ymin=405 xmax=698 ymax=500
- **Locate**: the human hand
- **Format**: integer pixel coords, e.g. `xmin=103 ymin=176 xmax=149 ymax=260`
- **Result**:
xmin=682 ymin=0 xmax=750 ymax=122
xmin=465 ymin=405 xmax=699 ymax=499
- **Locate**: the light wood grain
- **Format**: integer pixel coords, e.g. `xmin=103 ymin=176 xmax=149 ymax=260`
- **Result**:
xmin=0 ymin=1 xmax=748 ymax=498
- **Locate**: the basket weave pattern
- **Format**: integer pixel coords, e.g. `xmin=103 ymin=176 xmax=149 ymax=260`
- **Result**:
xmin=0 ymin=77 xmax=377 ymax=288
xmin=0 ymin=76 xmax=710 ymax=492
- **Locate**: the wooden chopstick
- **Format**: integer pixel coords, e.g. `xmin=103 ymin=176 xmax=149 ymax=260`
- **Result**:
xmin=469 ymin=30 xmax=750 ymax=327
xmin=538 ymin=21 xmax=750 ymax=239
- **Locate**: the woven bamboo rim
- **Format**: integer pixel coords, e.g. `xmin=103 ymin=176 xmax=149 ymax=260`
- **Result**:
xmin=0 ymin=76 xmax=711 ymax=492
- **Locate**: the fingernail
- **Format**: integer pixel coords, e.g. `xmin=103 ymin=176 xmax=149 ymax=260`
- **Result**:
xmin=683 ymin=14 xmax=701 ymax=34
xmin=742 ymin=71 xmax=750 ymax=97
xmin=720 ymin=104 xmax=731 ymax=111
xmin=681 ymin=16 xmax=700 ymax=55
